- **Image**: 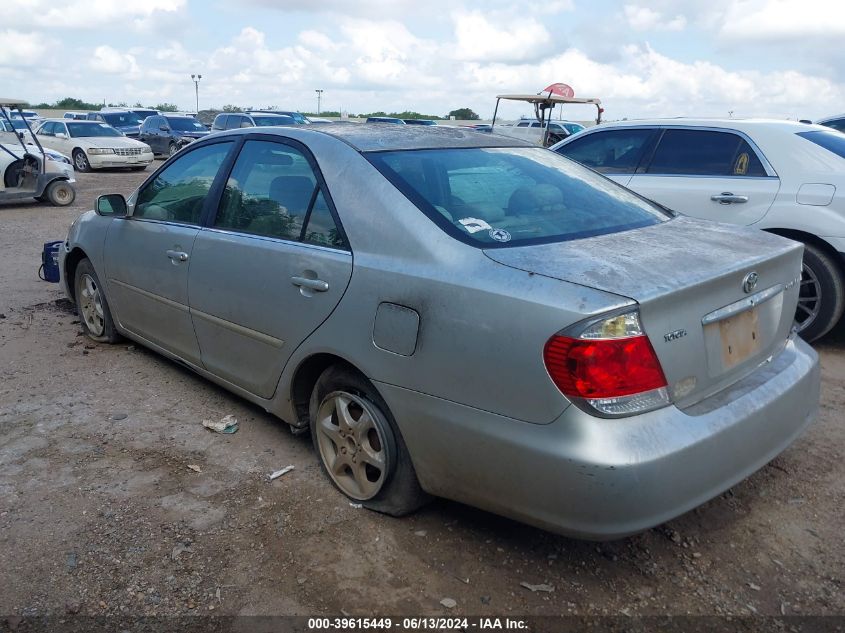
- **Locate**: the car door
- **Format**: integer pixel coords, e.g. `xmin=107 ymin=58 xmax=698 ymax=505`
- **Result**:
xmin=50 ymin=122 xmax=74 ymax=155
xmin=139 ymin=116 xmax=159 ymax=154
xmin=554 ymin=127 xmax=657 ymax=186
xmin=102 ymin=140 xmax=236 ymax=364
xmin=188 ymin=137 xmax=352 ymax=398
xmin=626 ymin=128 xmax=780 ymax=224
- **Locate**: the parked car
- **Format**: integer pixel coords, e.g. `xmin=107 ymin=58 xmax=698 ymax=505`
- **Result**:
xmin=366 ymin=117 xmax=405 ymax=124
xmin=85 ymin=110 xmax=144 ymax=137
xmin=404 ymin=119 xmax=436 ymax=126
xmin=816 ymin=113 xmax=845 ymax=133
xmin=63 ymin=112 xmax=89 ymax=120
xmin=552 ymin=119 xmax=845 ymax=341
xmin=139 ymin=114 xmax=210 ymax=157
xmin=250 ymin=110 xmax=311 ymax=124
xmin=35 ymin=119 xmax=153 ymax=172
xmin=60 ymin=125 xmax=818 ymax=539
xmin=211 ymin=112 xmax=297 ymax=131
xmin=497 ymin=119 xmax=579 ymax=145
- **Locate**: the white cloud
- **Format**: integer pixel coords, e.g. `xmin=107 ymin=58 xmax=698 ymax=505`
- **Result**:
xmin=624 ymin=5 xmax=687 ymax=31
xmin=5 ymin=0 xmax=187 ymax=30
xmin=89 ymin=45 xmax=139 ymax=75
xmin=0 ymin=30 xmax=46 ymax=67
xmin=718 ymin=0 xmax=845 ymax=40
xmin=452 ymin=10 xmax=552 ymax=63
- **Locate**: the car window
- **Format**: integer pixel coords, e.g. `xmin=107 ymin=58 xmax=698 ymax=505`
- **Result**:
xmin=55 ymin=123 xmax=68 ymax=136
xmin=797 ymin=130 xmax=845 ymax=159
xmin=820 ymin=119 xmax=845 ymax=133
xmin=646 ymin=129 xmax=767 ymax=177
xmin=368 ymin=147 xmax=669 ymax=248
xmin=39 ymin=122 xmax=56 ymax=135
xmin=212 ymin=115 xmax=227 ymax=130
xmin=213 ymin=140 xmax=345 ymax=248
xmin=302 ymin=191 xmax=346 ymax=249
xmin=134 ymin=142 xmax=233 ymax=224
xmin=556 ymin=128 xmax=653 ymax=174
xmin=516 ymin=122 xmax=530 ymax=127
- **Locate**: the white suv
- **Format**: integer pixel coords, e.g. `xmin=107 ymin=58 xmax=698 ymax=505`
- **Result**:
xmin=552 ymin=119 xmax=845 ymax=341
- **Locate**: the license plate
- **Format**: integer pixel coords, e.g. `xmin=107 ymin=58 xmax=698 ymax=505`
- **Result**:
xmin=719 ymin=307 xmax=760 ymax=369
xmin=127 ymin=157 xmax=138 ymax=163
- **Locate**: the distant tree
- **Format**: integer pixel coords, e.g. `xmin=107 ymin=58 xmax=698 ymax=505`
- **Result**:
xmin=155 ymin=103 xmax=179 ymax=112
xmin=53 ymin=97 xmax=102 ymax=110
xmin=107 ymin=102 xmax=128 ymax=108
xmin=222 ymin=104 xmax=243 ymax=112
xmin=448 ymin=108 xmax=479 ymax=120
xmin=392 ymin=111 xmax=443 ymax=120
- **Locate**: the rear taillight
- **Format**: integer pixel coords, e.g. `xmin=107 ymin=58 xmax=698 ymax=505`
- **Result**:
xmin=544 ymin=310 xmax=670 ymax=417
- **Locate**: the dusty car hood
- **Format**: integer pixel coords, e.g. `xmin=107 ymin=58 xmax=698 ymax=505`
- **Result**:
xmin=75 ymin=136 xmax=149 ymax=149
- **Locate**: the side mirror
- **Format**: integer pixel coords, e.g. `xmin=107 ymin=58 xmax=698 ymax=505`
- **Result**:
xmin=56 ymin=133 xmax=68 ymax=139
xmin=159 ymin=125 xmax=170 ymax=131
xmin=96 ymin=194 xmax=128 ymax=217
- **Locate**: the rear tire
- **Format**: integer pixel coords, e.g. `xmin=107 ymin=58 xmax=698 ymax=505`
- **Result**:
xmin=72 ymin=149 xmax=91 ymax=173
xmin=74 ymin=258 xmax=120 ymax=343
xmin=45 ymin=180 xmax=75 ymax=206
xmin=309 ymin=366 xmax=429 ymax=516
xmin=795 ymin=243 xmax=845 ymax=342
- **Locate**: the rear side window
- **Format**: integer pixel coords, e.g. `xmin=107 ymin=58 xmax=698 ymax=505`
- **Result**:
xmin=646 ymin=129 xmax=767 ymax=177
xmin=555 ymin=129 xmax=653 ymax=174
xmin=368 ymin=147 xmax=668 ymax=248
xmin=134 ymin=142 xmax=233 ymax=224
xmin=797 ymin=130 xmax=845 ymax=159
xmin=213 ymin=140 xmax=347 ymax=249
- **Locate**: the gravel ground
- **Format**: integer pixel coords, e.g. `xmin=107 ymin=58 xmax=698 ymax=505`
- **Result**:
xmin=0 ymin=168 xmax=843 ymax=624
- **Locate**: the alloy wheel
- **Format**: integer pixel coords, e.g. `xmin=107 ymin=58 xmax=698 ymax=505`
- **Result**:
xmin=79 ymin=273 xmax=105 ymax=337
xmin=795 ymin=261 xmax=821 ymax=333
xmin=315 ymin=391 xmax=389 ymax=500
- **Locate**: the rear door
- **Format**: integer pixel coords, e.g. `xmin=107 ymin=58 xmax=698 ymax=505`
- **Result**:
xmin=554 ymin=127 xmax=657 ymax=186
xmin=627 ymin=127 xmax=780 ymax=225
xmin=103 ymin=140 xmax=235 ymax=363
xmin=188 ymin=137 xmax=352 ymax=398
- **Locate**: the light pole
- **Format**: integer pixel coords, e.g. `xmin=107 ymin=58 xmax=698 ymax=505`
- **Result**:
xmin=315 ymin=89 xmax=324 ymax=115
xmin=191 ymin=74 xmax=202 ymax=113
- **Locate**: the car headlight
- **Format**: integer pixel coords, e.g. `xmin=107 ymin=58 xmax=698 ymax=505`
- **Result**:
xmin=87 ymin=148 xmax=115 ymax=155
xmin=141 ymin=144 xmax=152 ymax=152
xmin=46 ymin=154 xmax=72 ymax=165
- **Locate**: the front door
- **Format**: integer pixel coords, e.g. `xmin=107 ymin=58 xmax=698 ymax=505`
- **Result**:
xmin=188 ymin=138 xmax=352 ymax=398
xmin=627 ymin=128 xmax=780 ymax=225
xmin=103 ymin=140 xmax=235 ymax=364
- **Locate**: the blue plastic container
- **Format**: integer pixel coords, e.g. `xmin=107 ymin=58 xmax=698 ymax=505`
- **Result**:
xmin=39 ymin=240 xmax=63 ymax=283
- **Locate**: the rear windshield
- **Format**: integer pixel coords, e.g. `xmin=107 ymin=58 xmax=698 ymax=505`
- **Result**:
xmin=167 ymin=117 xmax=207 ymax=131
xmin=797 ymin=130 xmax=845 ymax=159
xmin=367 ymin=147 xmax=669 ymax=248
xmin=102 ymin=112 xmax=143 ymax=126
xmin=252 ymin=115 xmax=295 ymax=126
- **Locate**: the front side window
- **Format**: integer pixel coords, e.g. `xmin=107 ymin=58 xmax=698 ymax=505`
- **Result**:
xmin=555 ymin=128 xmax=653 ymax=174
xmin=213 ymin=140 xmax=346 ymax=248
xmin=647 ymin=129 xmax=768 ymax=177
xmin=38 ymin=122 xmax=56 ymax=135
xmin=212 ymin=115 xmax=227 ymax=130
xmin=134 ymin=142 xmax=233 ymax=224
xmin=368 ymin=147 xmax=669 ymax=248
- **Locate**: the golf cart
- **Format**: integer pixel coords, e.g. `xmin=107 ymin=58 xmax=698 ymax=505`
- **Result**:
xmin=1 ymin=99 xmax=76 ymax=207
xmin=491 ymin=84 xmax=602 ymax=147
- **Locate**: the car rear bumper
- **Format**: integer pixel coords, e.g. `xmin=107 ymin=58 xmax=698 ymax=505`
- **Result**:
xmin=376 ymin=335 xmax=819 ymax=540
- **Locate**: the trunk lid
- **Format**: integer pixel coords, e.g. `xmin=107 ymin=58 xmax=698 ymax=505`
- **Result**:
xmin=485 ymin=216 xmax=803 ymax=408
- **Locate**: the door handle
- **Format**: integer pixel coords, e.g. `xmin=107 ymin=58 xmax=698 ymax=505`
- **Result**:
xmin=711 ymin=193 xmax=749 ymax=204
xmin=291 ymin=276 xmax=329 ymax=292
xmin=166 ymin=249 xmax=189 ymax=262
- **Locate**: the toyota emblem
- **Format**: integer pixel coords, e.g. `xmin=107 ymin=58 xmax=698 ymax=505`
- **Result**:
xmin=742 ymin=271 xmax=759 ymax=294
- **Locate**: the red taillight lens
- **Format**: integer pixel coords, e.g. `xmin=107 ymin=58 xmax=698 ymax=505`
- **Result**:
xmin=544 ymin=334 xmax=667 ymax=399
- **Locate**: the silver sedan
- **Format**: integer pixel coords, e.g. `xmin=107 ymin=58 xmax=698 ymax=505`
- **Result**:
xmin=60 ymin=125 xmax=820 ymax=539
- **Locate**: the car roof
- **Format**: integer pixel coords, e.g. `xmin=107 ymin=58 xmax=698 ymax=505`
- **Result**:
xmin=206 ymin=124 xmax=531 ymax=152
xmin=309 ymin=123 xmax=531 ymax=151
xmin=584 ymin=118 xmax=817 ymax=134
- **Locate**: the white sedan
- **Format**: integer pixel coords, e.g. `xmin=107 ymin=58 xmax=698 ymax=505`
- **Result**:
xmin=34 ymin=119 xmax=154 ymax=172
xmin=552 ymin=119 xmax=845 ymax=341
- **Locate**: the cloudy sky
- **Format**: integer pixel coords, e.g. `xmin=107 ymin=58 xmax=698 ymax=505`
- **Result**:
xmin=2 ymin=0 xmax=844 ymax=121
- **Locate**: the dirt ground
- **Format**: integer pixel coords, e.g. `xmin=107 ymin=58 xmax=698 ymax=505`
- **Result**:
xmin=1 ymin=167 xmax=843 ymax=625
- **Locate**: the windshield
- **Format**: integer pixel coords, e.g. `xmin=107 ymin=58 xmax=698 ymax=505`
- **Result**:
xmin=368 ymin=147 xmax=669 ymax=248
xmin=252 ymin=115 xmax=295 ymax=126
xmin=102 ymin=112 xmax=143 ymax=126
xmin=797 ymin=130 xmax=845 ymax=159
xmin=68 ymin=123 xmax=123 ymax=138
xmin=167 ymin=117 xmax=207 ymax=131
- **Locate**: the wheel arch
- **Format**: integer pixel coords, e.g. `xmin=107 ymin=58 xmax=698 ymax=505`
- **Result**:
xmin=64 ymin=247 xmax=89 ymax=302
xmin=762 ymin=228 xmax=844 ymax=269
xmin=289 ymin=353 xmax=370 ymax=429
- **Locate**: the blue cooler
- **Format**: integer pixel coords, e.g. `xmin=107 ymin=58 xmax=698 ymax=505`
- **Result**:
xmin=39 ymin=241 xmax=63 ymax=283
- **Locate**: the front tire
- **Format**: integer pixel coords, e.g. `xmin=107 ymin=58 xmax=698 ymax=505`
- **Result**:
xmin=168 ymin=142 xmax=178 ymax=158
xmin=72 ymin=149 xmax=91 ymax=173
xmin=74 ymin=259 xmax=119 ymax=343
xmin=44 ymin=180 xmax=75 ymax=206
xmin=309 ymin=366 xmax=429 ymax=516
xmin=795 ymin=243 xmax=845 ymax=342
